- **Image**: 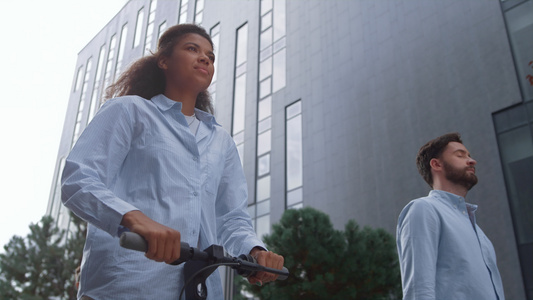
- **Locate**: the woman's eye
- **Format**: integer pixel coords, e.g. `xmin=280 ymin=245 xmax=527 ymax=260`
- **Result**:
xmin=188 ymin=46 xmax=197 ymax=52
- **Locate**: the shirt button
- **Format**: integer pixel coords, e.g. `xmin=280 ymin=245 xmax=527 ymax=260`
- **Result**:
xmin=193 ymin=156 xmax=198 ymax=161
xmin=453 ymin=205 xmax=457 ymax=209
xmin=193 ymin=191 xmax=198 ymax=196
xmin=462 ymin=211 xmax=466 ymax=215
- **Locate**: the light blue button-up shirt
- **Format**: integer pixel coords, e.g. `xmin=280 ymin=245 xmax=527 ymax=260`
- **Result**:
xmin=396 ymin=190 xmax=505 ymax=300
xmin=62 ymin=94 xmax=264 ymax=300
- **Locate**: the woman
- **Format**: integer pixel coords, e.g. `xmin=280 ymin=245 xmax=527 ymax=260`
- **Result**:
xmin=62 ymin=24 xmax=283 ymax=299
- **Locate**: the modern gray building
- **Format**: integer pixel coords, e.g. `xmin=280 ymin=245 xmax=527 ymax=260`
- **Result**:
xmin=47 ymin=0 xmax=532 ymax=299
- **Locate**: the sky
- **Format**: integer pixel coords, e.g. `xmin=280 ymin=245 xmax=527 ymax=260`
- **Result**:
xmin=0 ymin=0 xmax=128 ymax=251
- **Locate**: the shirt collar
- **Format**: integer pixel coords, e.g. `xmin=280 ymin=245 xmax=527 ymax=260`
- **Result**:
xmin=150 ymin=94 xmax=219 ymax=127
xmin=429 ymin=189 xmax=477 ymax=211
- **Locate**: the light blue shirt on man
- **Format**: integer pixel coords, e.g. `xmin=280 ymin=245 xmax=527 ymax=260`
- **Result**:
xmin=396 ymin=190 xmax=505 ymax=300
xmin=62 ymin=94 xmax=265 ymax=300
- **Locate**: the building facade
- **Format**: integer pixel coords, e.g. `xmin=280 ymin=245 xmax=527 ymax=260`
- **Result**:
xmin=47 ymin=0 xmax=532 ymax=298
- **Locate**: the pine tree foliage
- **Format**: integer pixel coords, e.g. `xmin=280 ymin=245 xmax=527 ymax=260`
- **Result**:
xmin=0 ymin=213 xmax=86 ymax=300
xmin=237 ymin=207 xmax=402 ymax=300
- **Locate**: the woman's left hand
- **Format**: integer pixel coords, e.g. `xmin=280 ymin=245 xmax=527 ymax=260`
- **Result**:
xmin=248 ymin=247 xmax=284 ymax=285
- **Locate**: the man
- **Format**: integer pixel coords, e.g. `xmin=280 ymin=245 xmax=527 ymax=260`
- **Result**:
xmin=396 ymin=133 xmax=505 ymax=299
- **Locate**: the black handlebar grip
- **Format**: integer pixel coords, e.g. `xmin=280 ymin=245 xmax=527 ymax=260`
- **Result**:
xmin=120 ymin=231 xmax=148 ymax=252
xmin=277 ymin=267 xmax=289 ymax=280
xmin=119 ymin=232 xmax=192 ymax=265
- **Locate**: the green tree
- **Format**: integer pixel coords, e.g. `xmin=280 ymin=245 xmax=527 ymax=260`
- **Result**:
xmin=0 ymin=213 xmax=86 ymax=300
xmin=237 ymin=207 xmax=402 ymax=300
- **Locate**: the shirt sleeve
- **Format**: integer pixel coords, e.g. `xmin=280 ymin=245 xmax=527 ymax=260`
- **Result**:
xmin=396 ymin=199 xmax=440 ymax=300
xmin=61 ymin=99 xmax=139 ymax=237
xmin=215 ymin=136 xmax=266 ymax=256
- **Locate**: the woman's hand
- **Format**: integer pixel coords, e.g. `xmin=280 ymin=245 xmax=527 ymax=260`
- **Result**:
xmin=248 ymin=247 xmax=284 ymax=285
xmin=121 ymin=210 xmax=181 ymax=264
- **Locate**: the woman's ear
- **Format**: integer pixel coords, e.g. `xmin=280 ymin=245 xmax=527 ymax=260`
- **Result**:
xmin=158 ymin=56 xmax=168 ymax=70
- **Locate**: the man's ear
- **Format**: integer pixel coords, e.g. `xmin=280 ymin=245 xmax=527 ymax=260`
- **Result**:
xmin=430 ymin=158 xmax=442 ymax=172
xmin=158 ymin=56 xmax=168 ymax=70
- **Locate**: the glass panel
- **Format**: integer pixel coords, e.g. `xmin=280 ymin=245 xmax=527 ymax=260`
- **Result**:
xmin=273 ymin=0 xmax=286 ymax=41
xmin=258 ymin=117 xmax=271 ymax=134
xmin=247 ymin=204 xmax=256 ymax=217
xmin=257 ymin=199 xmax=270 ymax=216
xmin=493 ymin=104 xmax=528 ymax=133
xmin=134 ymin=8 xmax=145 ymax=48
xmin=210 ymin=23 xmax=220 ymax=36
xmin=260 ymin=27 xmax=272 ymax=50
xmin=261 ymin=0 xmax=272 ymax=14
xmin=236 ymin=62 xmax=247 ymax=77
xmin=232 ymin=75 xmax=246 ymax=135
xmin=158 ymin=21 xmax=167 ymax=40
xmin=115 ymin=24 xmax=128 ymax=77
xmin=257 ymin=129 xmax=271 ymax=156
xmin=273 ymin=48 xmax=286 ymax=93
xmin=256 ymin=214 xmax=270 ymax=239
xmin=495 ymin=120 xmax=533 ymax=298
xmin=261 ymin=11 xmax=272 ymax=30
xmin=273 ymin=36 xmax=286 ymax=53
xmin=290 ymin=203 xmax=304 ymax=210
xmin=195 ymin=11 xmax=203 ymax=24
xmin=195 ymin=0 xmax=204 ymax=12
xmin=74 ymin=66 xmax=83 ymax=92
xmin=260 ymin=46 xmax=272 ymax=62
xmin=179 ymin=0 xmax=189 ymax=24
xmin=143 ymin=0 xmax=158 ymax=55
xmin=259 ymin=56 xmax=272 ymax=80
xmin=287 ymin=100 xmax=302 ymax=119
xmin=258 ymin=96 xmax=272 ymax=121
xmin=233 ymin=130 xmax=245 ymax=145
xmin=260 ymin=77 xmax=272 ymax=99
xmin=287 ymin=187 xmax=303 ymax=207
xmin=505 ymin=0 xmax=533 ymax=101
xmin=237 ymin=143 xmax=244 ymax=166
xmin=527 ymin=101 xmax=533 ymax=122
xmin=236 ymin=24 xmax=248 ymax=66
xmin=257 ymin=153 xmax=270 ymax=177
xmin=287 ymin=114 xmax=303 ymax=190
xmin=210 ymin=24 xmax=220 ymax=84
xmin=88 ymin=45 xmax=106 ymax=122
xmin=256 ymin=175 xmax=271 ymax=202
xmin=104 ymin=35 xmax=117 ymax=88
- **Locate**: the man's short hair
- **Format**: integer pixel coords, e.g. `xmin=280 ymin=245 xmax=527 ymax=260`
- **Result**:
xmin=416 ymin=132 xmax=463 ymax=187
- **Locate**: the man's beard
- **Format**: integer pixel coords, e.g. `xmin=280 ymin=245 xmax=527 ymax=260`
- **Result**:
xmin=443 ymin=161 xmax=478 ymax=191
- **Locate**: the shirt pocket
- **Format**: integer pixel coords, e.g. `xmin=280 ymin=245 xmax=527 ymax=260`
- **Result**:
xmin=204 ymin=148 xmax=225 ymax=195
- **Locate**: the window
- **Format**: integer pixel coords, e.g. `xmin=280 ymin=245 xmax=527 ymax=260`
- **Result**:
xmin=74 ymin=66 xmax=83 ymax=92
xmin=158 ymin=21 xmax=167 ymax=40
xmin=72 ymin=57 xmax=93 ymax=146
xmin=115 ymin=23 xmax=128 ymax=78
xmin=133 ymin=8 xmax=144 ymax=48
xmin=285 ymin=100 xmax=303 ymax=209
xmin=232 ymin=23 xmax=249 ymax=164
xmin=88 ymin=45 xmax=106 ymax=123
xmin=493 ymin=101 xmax=533 ymax=299
xmin=499 ymin=1 xmax=533 ymax=297
xmin=502 ymin=0 xmax=533 ymax=101
xmin=209 ymin=24 xmax=221 ymax=107
xmin=103 ymin=34 xmax=117 ymax=90
xmin=179 ymin=0 xmax=189 ymax=24
xmin=143 ymin=0 xmax=158 ymax=56
xmin=194 ymin=0 xmax=204 ymax=25
xmin=48 ymin=158 xmax=66 ymax=225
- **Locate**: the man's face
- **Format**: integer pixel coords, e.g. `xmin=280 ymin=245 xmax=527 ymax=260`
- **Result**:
xmin=440 ymin=142 xmax=478 ymax=191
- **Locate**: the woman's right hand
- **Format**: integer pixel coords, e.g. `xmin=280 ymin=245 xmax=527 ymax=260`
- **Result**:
xmin=121 ymin=210 xmax=181 ymax=264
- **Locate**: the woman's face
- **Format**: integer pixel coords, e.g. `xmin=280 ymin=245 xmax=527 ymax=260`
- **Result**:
xmin=159 ymin=33 xmax=215 ymax=94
